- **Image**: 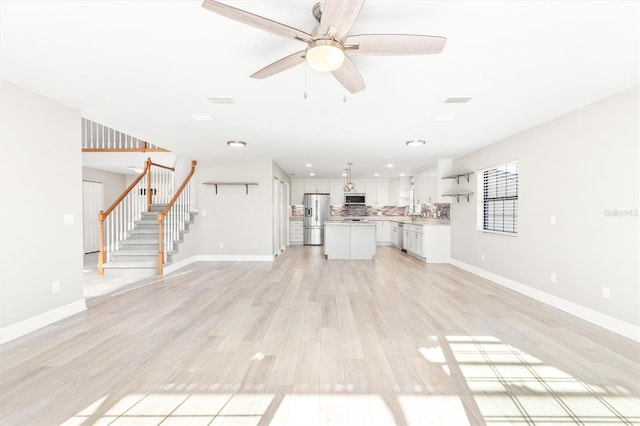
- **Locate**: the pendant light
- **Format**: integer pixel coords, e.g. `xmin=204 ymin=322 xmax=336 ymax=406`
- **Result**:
xmin=343 ymin=162 xmax=355 ymax=192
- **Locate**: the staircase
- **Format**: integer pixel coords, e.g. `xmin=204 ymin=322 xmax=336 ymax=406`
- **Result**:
xmin=102 ymin=204 xmax=195 ymax=271
xmin=97 ymin=159 xmax=197 ymax=276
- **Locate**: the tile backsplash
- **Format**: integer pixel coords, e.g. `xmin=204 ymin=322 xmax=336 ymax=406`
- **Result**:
xmin=291 ymin=204 xmax=450 ymax=220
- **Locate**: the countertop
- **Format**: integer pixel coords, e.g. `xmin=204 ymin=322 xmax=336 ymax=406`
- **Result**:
xmin=290 ymin=216 xmax=450 ymax=225
xmin=325 ymin=220 xmax=376 ymax=226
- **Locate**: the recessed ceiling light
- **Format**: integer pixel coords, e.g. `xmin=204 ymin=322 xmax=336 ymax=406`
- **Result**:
xmin=433 ymin=114 xmax=455 ymax=121
xmin=406 ymin=139 xmax=426 ymax=147
xmin=191 ymin=113 xmax=215 ymax=121
xmin=227 ymin=140 xmax=246 ymax=147
xmin=386 ymin=164 xmax=394 ymax=168
xmin=341 ymin=172 xmax=347 ymax=177
xmin=208 ymin=97 xmax=235 ymax=104
xmin=444 ymin=97 xmax=472 ymax=103
xmin=374 ymin=173 xmax=380 ymax=177
xmin=399 ymin=173 xmax=406 ymax=177
xmin=305 ymin=163 xmax=312 ymax=167
xmin=309 ymin=172 xmax=315 ymax=176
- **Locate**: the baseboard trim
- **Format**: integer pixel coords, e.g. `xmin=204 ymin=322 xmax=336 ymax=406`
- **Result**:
xmin=0 ymin=299 xmax=87 ymax=345
xmin=197 ymin=255 xmax=274 ymax=262
xmin=449 ymin=259 xmax=640 ymax=342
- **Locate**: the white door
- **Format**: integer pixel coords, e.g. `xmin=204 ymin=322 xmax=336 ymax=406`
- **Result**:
xmin=83 ymin=181 xmax=104 ymax=253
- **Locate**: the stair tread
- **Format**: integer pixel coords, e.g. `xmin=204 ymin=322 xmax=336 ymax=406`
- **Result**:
xmin=103 ymin=261 xmax=171 ymax=269
xmin=111 ymin=250 xmax=158 ymax=255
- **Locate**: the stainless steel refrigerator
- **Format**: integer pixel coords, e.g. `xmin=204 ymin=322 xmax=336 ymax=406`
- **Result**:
xmin=303 ymin=193 xmax=330 ymax=245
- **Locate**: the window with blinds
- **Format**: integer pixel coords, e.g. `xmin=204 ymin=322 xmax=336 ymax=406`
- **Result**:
xmin=477 ymin=161 xmax=519 ymax=234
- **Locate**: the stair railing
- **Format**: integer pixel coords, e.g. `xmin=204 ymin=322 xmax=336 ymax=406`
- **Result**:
xmin=157 ymin=160 xmax=197 ymax=275
xmin=97 ymin=158 xmax=175 ymax=275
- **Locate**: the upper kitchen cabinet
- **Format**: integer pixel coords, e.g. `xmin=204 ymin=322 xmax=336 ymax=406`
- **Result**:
xmin=414 ymin=168 xmax=437 ymax=204
xmin=329 ymin=180 xmax=345 ymax=205
xmin=349 ymin=180 xmax=367 ymax=194
xmin=389 ymin=176 xmax=410 ymax=206
xmin=366 ymin=180 xmax=389 ymax=205
xmin=304 ymin=180 xmax=330 ymax=194
xmin=291 ymin=181 xmax=305 ymax=205
xmin=412 ymin=159 xmax=454 ymax=204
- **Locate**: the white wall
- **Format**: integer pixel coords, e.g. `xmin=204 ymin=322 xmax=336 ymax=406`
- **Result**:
xmin=0 ymin=79 xmax=85 ymax=341
xmin=172 ymin=158 xmax=275 ymax=260
xmin=82 ymin=167 xmax=126 ymax=206
xmin=450 ymin=87 xmax=639 ymax=328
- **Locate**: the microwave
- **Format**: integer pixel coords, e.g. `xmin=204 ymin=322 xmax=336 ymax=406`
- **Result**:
xmin=344 ymin=193 xmax=366 ymax=206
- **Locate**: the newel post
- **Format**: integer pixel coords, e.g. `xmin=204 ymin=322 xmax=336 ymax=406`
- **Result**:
xmin=97 ymin=210 xmax=105 ymax=275
xmin=157 ymin=212 xmax=165 ymax=276
xmin=146 ymin=157 xmax=152 ymax=211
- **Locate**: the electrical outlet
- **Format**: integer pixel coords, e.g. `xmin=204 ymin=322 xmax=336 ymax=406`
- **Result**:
xmin=51 ymin=280 xmax=60 ymax=294
xmin=480 ymin=253 xmax=485 ymax=261
xmin=550 ymin=272 xmax=557 ymax=283
xmin=550 ymin=215 xmax=557 ymax=225
xmin=602 ymin=287 xmax=610 ymax=299
xmin=202 ymin=210 xmax=207 ymax=217
xmin=219 ymin=242 xmax=224 ymax=249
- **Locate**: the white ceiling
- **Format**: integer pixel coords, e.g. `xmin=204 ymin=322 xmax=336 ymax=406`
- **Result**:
xmin=1 ymin=1 xmax=638 ymax=179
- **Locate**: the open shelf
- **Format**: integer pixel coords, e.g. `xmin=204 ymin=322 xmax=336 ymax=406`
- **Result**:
xmin=443 ymin=192 xmax=474 ymax=203
xmin=203 ymin=182 xmax=258 ymax=195
xmin=441 ymin=171 xmax=474 ymax=184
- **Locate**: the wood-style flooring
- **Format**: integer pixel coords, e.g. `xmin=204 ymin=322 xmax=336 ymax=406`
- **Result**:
xmin=1 ymin=246 xmax=638 ymax=425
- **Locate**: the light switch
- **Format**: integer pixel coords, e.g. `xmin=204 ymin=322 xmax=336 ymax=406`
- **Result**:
xmin=63 ymin=214 xmax=74 ymax=225
xmin=550 ymin=215 xmax=557 ymax=225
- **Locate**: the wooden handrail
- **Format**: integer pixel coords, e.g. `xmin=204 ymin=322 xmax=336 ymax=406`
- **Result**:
xmin=97 ymin=157 xmax=176 ymax=275
xmin=157 ymin=160 xmax=197 ymax=275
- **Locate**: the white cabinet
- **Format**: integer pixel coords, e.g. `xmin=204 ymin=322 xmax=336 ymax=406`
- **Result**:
xmin=304 ymin=180 xmax=330 ymax=194
xmin=325 ymin=223 xmax=376 ymax=260
xmin=423 ymin=225 xmax=451 ymax=262
xmin=374 ymin=221 xmax=391 ymax=244
xmin=403 ymin=224 xmax=424 ymax=257
xmin=366 ymin=180 xmax=389 ymax=205
xmin=289 ymin=219 xmax=303 ymax=245
xmin=390 ymin=222 xmax=400 ymax=248
xmin=401 ymin=223 xmax=451 ymax=262
xmin=389 ymin=177 xmax=411 ymax=206
xmin=291 ymin=181 xmax=305 ymax=205
xmin=350 ymin=180 xmax=366 ymax=194
xmin=329 ymin=180 xmax=345 ymax=205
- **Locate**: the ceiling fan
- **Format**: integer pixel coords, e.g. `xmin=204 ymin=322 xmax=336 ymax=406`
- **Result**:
xmin=201 ymin=0 xmax=446 ymax=93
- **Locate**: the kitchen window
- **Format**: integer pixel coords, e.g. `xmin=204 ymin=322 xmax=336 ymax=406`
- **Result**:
xmin=477 ymin=160 xmax=519 ymax=235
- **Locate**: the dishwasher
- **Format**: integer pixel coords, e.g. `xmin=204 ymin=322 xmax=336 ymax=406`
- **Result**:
xmin=397 ymin=222 xmax=405 ymax=252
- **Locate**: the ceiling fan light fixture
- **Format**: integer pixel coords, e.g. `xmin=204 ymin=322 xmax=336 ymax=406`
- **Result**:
xmin=306 ymin=39 xmax=345 ymax=72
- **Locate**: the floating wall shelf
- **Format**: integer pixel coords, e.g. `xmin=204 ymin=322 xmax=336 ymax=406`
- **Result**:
xmin=441 ymin=171 xmax=474 ymax=184
xmin=203 ymin=182 xmax=258 ymax=195
xmin=443 ymin=192 xmax=474 ymax=203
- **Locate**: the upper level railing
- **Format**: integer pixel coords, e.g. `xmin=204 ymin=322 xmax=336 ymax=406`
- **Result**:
xmin=156 ymin=161 xmax=197 ymax=275
xmin=82 ymin=118 xmax=169 ymax=152
xmin=97 ymin=158 xmax=175 ymax=275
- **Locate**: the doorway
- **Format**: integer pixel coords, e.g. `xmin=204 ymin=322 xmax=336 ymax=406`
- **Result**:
xmin=83 ymin=180 xmax=104 ymax=253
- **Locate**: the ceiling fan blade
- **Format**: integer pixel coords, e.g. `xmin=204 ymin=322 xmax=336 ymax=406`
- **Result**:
xmin=345 ymin=34 xmax=447 ymax=55
xmin=318 ymin=0 xmax=366 ymax=41
xmin=250 ymin=51 xmax=306 ymax=79
xmin=202 ymin=0 xmax=312 ymax=43
xmin=332 ymin=56 xmax=365 ymax=94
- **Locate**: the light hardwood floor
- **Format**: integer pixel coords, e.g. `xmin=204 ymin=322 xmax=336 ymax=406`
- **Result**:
xmin=1 ymin=246 xmax=638 ymax=425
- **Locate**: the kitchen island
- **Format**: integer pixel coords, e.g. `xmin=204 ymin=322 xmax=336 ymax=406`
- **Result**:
xmin=324 ymin=221 xmax=376 ymax=260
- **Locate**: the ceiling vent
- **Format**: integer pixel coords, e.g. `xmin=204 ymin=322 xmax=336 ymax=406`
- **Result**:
xmin=208 ymin=97 xmax=235 ymax=104
xmin=444 ymin=97 xmax=472 ymax=103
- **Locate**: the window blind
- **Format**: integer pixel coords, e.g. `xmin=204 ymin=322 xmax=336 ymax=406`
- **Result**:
xmin=477 ymin=161 xmax=518 ymax=234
